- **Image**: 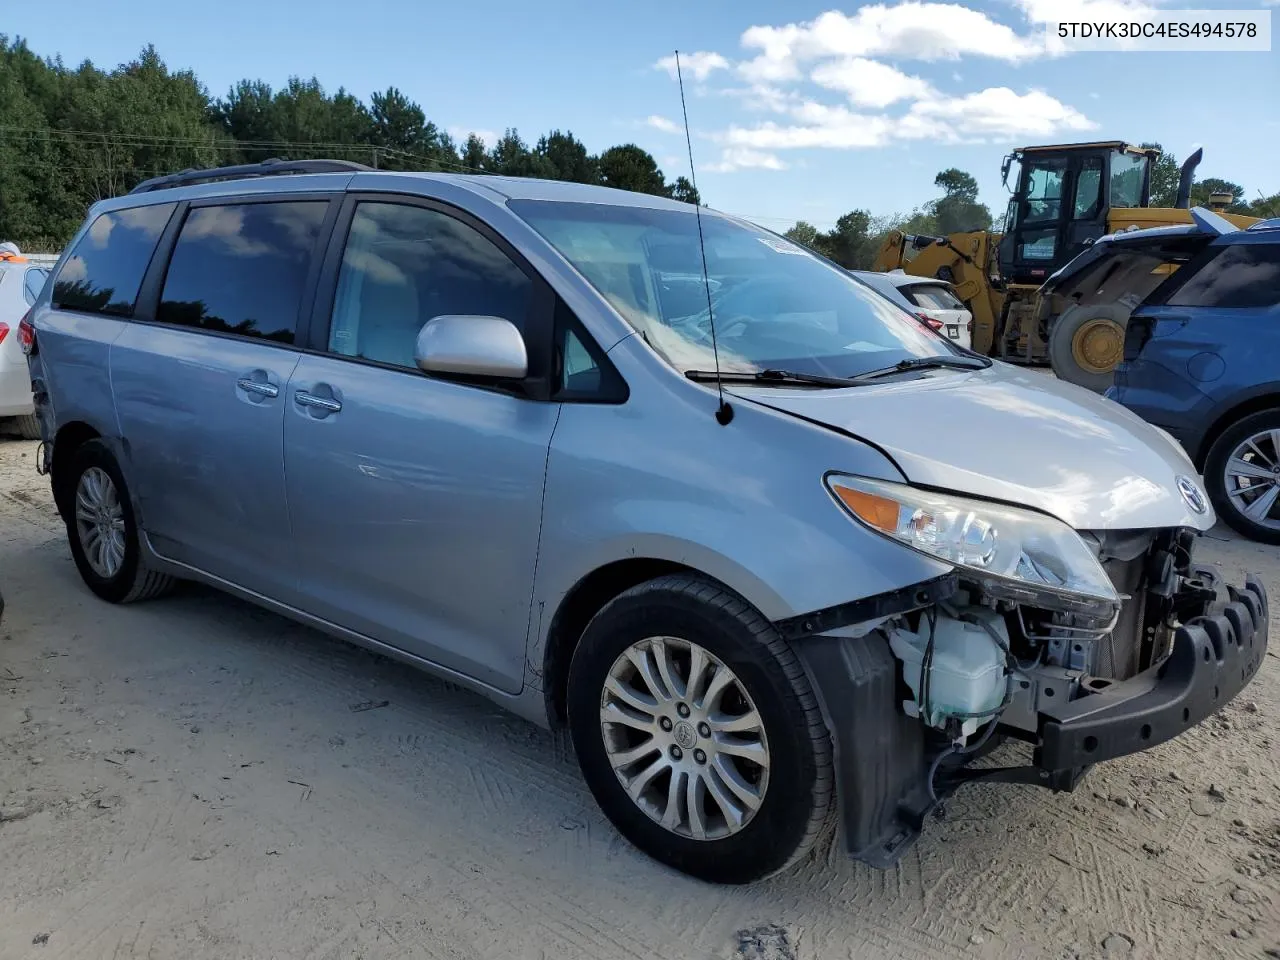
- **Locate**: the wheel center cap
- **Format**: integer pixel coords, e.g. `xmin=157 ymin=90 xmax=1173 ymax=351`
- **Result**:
xmin=673 ymin=720 xmax=697 ymax=750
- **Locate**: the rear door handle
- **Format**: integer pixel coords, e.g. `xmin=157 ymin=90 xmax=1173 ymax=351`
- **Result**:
xmin=237 ymin=377 xmax=279 ymax=399
xmin=294 ymin=390 xmax=342 ymax=414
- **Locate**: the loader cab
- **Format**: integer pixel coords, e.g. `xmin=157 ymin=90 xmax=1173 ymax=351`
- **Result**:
xmin=997 ymin=142 xmax=1155 ymax=286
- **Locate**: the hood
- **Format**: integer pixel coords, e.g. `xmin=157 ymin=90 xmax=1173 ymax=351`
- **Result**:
xmin=731 ymin=363 xmax=1215 ymax=532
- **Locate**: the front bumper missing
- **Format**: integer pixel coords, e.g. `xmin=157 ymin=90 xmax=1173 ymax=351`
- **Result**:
xmin=1036 ymin=573 xmax=1267 ymax=772
xmin=792 ymin=572 xmax=1269 ymax=869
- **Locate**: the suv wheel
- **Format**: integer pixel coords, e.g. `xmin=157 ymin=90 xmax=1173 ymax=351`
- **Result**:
xmin=566 ymin=574 xmax=833 ymax=884
xmin=1204 ymin=409 xmax=1280 ymax=545
xmin=64 ymin=440 xmax=176 ymax=603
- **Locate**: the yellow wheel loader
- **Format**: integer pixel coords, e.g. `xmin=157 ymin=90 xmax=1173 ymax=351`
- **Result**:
xmin=871 ymin=142 xmax=1259 ymax=392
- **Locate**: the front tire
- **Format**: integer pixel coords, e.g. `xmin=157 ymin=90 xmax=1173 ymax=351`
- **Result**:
xmin=567 ymin=574 xmax=833 ymax=884
xmin=63 ymin=440 xmax=176 ymax=603
xmin=1203 ymin=410 xmax=1280 ymax=545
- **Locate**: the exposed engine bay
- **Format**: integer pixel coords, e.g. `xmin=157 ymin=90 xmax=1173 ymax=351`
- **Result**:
xmin=886 ymin=527 xmax=1204 ymax=748
xmin=787 ymin=526 xmax=1268 ymax=868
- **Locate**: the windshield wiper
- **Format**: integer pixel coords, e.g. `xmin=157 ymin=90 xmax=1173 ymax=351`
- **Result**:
xmin=853 ymin=355 xmax=990 ymax=381
xmin=684 ymin=368 xmax=855 ymax=388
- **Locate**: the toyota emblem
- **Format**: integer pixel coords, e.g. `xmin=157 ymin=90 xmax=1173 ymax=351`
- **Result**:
xmin=1177 ymin=476 xmax=1208 ymax=515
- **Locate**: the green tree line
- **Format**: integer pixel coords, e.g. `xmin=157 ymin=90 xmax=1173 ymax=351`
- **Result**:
xmin=0 ymin=37 xmax=698 ymax=250
xmin=784 ymin=168 xmax=992 ymax=270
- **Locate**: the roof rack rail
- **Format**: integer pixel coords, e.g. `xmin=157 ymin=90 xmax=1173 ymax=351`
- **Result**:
xmin=129 ymin=158 xmax=373 ymax=195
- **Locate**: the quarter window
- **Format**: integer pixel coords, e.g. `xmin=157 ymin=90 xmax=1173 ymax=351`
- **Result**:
xmin=328 ymin=202 xmax=532 ymax=369
xmin=23 ymin=267 xmax=49 ymax=305
xmin=157 ymin=201 xmax=327 ymax=344
xmin=52 ymin=203 xmax=175 ymax=316
xmin=1167 ymin=244 xmax=1280 ymax=309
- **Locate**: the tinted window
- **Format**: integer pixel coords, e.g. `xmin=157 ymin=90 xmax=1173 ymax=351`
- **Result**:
xmin=53 ymin=204 xmax=175 ymax=316
xmin=157 ymin=202 xmax=327 ymax=344
xmin=24 ymin=267 xmax=49 ymax=305
xmin=1167 ymin=244 xmax=1280 ymax=309
xmin=904 ymin=284 xmax=964 ymax=310
xmin=328 ymin=202 xmax=532 ymax=369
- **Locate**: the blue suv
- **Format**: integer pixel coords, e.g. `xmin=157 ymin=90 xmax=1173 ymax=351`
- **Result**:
xmin=1104 ymin=215 xmax=1280 ymax=543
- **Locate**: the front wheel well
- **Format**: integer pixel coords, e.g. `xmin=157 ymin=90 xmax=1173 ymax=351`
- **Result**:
xmin=542 ymin=558 xmax=693 ymax=724
xmin=1195 ymin=393 xmax=1280 ymax=469
xmin=49 ymin=421 xmax=101 ymax=521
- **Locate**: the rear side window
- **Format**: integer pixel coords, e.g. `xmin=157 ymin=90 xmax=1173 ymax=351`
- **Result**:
xmin=23 ymin=267 xmax=49 ymax=305
xmin=53 ymin=204 xmax=175 ymax=316
xmin=157 ymin=201 xmax=327 ymax=344
xmin=904 ymin=284 xmax=964 ymax=310
xmin=1166 ymin=243 xmax=1280 ymax=309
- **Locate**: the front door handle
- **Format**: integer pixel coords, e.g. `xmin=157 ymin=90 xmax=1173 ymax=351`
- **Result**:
xmin=237 ymin=377 xmax=279 ymax=399
xmin=294 ymin=390 xmax=342 ymax=414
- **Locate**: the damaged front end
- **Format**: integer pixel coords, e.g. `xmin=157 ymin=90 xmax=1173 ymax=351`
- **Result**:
xmin=785 ymin=526 xmax=1268 ymax=868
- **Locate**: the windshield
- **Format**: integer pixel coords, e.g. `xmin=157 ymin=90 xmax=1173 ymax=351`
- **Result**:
xmin=510 ymin=200 xmax=951 ymax=379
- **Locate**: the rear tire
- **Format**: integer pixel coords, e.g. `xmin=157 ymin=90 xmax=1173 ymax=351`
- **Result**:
xmin=567 ymin=574 xmax=833 ymax=884
xmin=13 ymin=414 xmax=40 ymax=441
xmin=1048 ymin=303 xmax=1130 ymax=394
xmin=1203 ymin=410 xmax=1280 ymax=545
xmin=63 ymin=440 xmax=176 ymax=603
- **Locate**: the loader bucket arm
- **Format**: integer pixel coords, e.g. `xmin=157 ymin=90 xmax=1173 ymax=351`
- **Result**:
xmin=868 ymin=230 xmax=1006 ymax=355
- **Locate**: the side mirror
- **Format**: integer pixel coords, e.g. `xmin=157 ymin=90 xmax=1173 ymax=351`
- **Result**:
xmin=414 ymin=315 xmax=528 ymax=380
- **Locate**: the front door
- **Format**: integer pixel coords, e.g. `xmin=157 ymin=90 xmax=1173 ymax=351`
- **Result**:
xmin=111 ymin=197 xmax=334 ymax=599
xmin=283 ymin=198 xmax=559 ymax=693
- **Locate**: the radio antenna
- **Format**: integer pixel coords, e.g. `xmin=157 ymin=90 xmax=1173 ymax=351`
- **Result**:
xmin=675 ymin=49 xmax=732 ymax=426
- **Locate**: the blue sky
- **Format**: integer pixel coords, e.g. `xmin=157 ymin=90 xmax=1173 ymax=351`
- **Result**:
xmin=5 ymin=0 xmax=1278 ymax=230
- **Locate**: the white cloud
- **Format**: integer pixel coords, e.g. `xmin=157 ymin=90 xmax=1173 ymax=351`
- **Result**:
xmin=723 ymin=111 xmax=895 ymax=150
xmin=719 ymin=86 xmax=1094 ymax=151
xmin=740 ymin=4 xmax=1043 ymax=73
xmin=655 ymin=51 xmax=729 ymax=81
xmin=657 ymin=2 xmax=1107 ymax=172
xmin=811 ymin=57 xmax=934 ymax=108
xmin=719 ymin=83 xmax=803 ymax=114
xmin=1014 ymin=0 xmax=1160 ymax=24
xmin=646 ymin=115 xmax=681 ymax=134
xmin=705 ymin=147 xmax=790 ymax=172
xmin=906 ymin=87 xmax=1097 ymax=139
xmin=449 ymin=127 xmax=497 ymax=148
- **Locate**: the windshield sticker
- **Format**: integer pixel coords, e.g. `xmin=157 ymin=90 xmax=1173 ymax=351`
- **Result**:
xmin=757 ymin=237 xmax=808 ymax=255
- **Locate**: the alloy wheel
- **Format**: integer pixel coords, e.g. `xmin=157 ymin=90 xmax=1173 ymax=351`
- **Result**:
xmin=1223 ymin=428 xmax=1280 ymax=532
xmin=599 ymin=635 xmax=770 ymax=841
xmin=75 ymin=466 xmax=126 ymax=579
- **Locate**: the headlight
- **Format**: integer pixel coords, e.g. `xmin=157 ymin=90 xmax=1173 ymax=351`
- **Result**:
xmin=825 ymin=474 xmax=1119 ymax=615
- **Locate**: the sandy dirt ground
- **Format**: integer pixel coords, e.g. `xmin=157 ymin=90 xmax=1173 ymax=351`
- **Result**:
xmin=0 ymin=435 xmax=1277 ymax=960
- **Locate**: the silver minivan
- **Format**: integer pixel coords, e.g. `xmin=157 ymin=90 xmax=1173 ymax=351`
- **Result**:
xmin=24 ymin=160 xmax=1268 ymax=884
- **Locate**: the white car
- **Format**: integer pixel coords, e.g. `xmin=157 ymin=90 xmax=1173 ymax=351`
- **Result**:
xmin=879 ymin=270 xmax=973 ymax=350
xmin=0 ymin=244 xmax=54 ymax=438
